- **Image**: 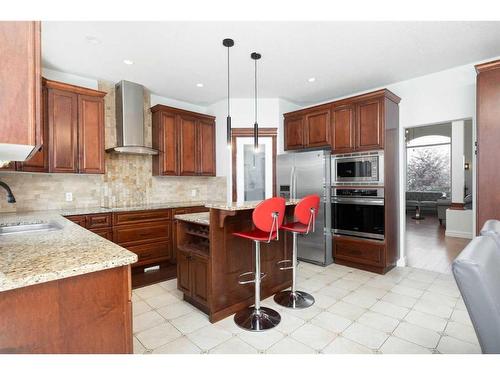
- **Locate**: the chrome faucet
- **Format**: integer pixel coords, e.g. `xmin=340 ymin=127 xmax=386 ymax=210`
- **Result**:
xmin=0 ymin=180 xmax=16 ymax=203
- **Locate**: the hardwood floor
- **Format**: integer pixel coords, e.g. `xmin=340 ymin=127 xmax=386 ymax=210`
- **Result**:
xmin=405 ymin=213 xmax=470 ymax=274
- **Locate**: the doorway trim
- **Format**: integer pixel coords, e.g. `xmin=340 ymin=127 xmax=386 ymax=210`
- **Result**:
xmin=398 ymin=117 xmax=476 ymax=267
xmin=231 ymin=127 xmax=277 ymax=202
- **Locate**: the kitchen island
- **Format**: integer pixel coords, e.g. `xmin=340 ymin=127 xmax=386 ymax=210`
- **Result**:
xmin=175 ymin=200 xmax=298 ymax=322
xmin=0 ymin=211 xmax=137 ymax=353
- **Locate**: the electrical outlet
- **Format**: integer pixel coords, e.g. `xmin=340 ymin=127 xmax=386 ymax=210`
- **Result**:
xmin=65 ymin=192 xmax=73 ymax=202
xmin=191 ymin=189 xmax=197 ymax=197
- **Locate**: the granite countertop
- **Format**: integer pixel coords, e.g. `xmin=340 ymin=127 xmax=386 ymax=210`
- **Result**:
xmin=174 ymin=212 xmax=210 ymax=226
xmin=0 ymin=211 xmax=137 ymax=293
xmin=204 ymin=199 xmax=300 ymax=211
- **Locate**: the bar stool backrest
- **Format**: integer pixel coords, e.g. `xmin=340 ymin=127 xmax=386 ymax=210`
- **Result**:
xmin=295 ymin=194 xmax=320 ymax=233
xmin=253 ymin=197 xmax=286 ymax=239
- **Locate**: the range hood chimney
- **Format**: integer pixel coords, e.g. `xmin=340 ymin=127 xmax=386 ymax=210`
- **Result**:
xmin=106 ymin=80 xmax=159 ymax=155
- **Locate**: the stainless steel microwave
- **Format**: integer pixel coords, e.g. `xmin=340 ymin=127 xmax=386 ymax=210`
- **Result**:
xmin=332 ymin=151 xmax=384 ymax=185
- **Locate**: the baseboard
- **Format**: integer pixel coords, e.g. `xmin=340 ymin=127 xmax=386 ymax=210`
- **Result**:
xmin=445 ymin=230 xmax=473 ymax=239
xmin=396 ymin=256 xmax=407 ymax=267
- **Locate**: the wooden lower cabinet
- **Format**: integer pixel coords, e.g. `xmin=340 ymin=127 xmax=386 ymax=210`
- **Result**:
xmin=190 ymin=253 xmax=209 ymax=306
xmin=177 ymin=248 xmax=192 ymax=294
xmin=176 ymin=249 xmax=209 ymax=310
xmin=90 ymin=228 xmax=113 ymax=240
xmin=333 ymin=235 xmax=393 ymax=274
xmin=0 ymin=266 xmax=132 ymax=354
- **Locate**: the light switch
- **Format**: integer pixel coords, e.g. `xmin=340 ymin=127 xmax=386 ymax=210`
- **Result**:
xmin=65 ymin=192 xmax=73 ymax=202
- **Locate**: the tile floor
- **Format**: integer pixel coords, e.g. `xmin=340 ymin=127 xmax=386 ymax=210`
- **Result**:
xmin=132 ymin=262 xmax=481 ymax=354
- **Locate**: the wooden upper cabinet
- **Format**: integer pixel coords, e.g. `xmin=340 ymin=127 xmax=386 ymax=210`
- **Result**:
xmin=197 ymin=118 xmax=216 ymax=176
xmin=355 ymin=98 xmax=384 ymax=151
xmin=151 ymin=105 xmax=216 ymax=177
xmin=44 ymin=79 xmax=106 ymax=174
xmin=48 ymin=88 xmax=79 ymax=173
xmin=284 ymin=115 xmax=305 ymax=150
xmin=178 ymin=115 xmax=198 ymax=176
xmin=304 ymin=107 xmax=330 ymax=148
xmin=283 ymin=90 xmax=399 ymax=154
xmin=331 ymin=103 xmax=355 ymax=154
xmin=152 ymin=110 xmax=178 ymax=176
xmin=0 ymin=21 xmax=41 ymax=159
xmin=78 ymin=95 xmax=105 ymax=173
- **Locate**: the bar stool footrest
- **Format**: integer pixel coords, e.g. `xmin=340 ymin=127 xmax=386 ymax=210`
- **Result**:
xmin=237 ymin=271 xmax=267 ymax=285
xmin=276 ymin=259 xmax=293 ymax=271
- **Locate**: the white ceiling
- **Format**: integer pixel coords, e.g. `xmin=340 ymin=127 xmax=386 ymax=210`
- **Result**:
xmin=42 ymin=21 xmax=500 ymax=106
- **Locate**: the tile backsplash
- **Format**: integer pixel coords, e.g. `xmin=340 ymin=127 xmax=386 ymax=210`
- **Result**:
xmin=0 ymin=80 xmax=226 ymax=213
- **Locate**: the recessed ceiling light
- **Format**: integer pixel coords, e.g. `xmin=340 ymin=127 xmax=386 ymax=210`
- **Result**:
xmin=123 ymin=59 xmax=134 ymax=65
xmin=308 ymin=77 xmax=316 ymax=83
xmin=196 ymin=83 xmax=204 ymax=88
xmin=85 ymin=36 xmax=101 ymax=44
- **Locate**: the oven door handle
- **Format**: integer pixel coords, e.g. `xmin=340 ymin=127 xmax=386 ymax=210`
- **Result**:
xmin=331 ymin=197 xmax=385 ymax=206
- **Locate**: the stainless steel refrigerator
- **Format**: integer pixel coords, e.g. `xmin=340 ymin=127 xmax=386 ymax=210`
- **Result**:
xmin=277 ymin=150 xmax=333 ymax=266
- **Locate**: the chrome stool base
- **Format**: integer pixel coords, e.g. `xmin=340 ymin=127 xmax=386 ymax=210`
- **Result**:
xmin=274 ymin=290 xmax=315 ymax=309
xmin=234 ymin=307 xmax=281 ymax=331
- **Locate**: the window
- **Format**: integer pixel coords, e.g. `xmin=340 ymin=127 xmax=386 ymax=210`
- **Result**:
xmin=406 ymin=135 xmax=451 ymax=192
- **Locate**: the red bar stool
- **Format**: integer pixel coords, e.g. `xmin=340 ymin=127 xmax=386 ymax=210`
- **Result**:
xmin=232 ymin=197 xmax=286 ymax=331
xmin=274 ymin=194 xmax=320 ymax=309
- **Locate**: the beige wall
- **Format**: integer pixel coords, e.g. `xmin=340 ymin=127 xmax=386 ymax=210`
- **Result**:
xmin=0 ymin=80 xmax=226 ymax=213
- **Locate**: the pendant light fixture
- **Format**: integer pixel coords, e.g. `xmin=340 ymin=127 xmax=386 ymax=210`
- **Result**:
xmin=251 ymin=52 xmax=261 ymax=152
xmin=223 ymin=38 xmax=234 ymax=149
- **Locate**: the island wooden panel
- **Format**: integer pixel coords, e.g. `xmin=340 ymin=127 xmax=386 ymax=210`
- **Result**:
xmin=206 ymin=206 xmax=294 ymax=322
xmin=0 ymin=266 xmax=132 ymax=354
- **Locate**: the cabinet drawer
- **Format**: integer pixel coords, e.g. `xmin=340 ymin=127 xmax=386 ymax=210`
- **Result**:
xmin=86 ymin=213 xmax=112 ymax=229
xmin=334 ymin=236 xmax=384 ymax=266
xmin=113 ymin=209 xmax=171 ymax=226
xmin=90 ymin=228 xmax=113 ymax=240
xmin=113 ymin=222 xmax=171 ymax=245
xmin=65 ymin=215 xmax=87 ymax=228
xmin=126 ymin=241 xmax=171 ymax=265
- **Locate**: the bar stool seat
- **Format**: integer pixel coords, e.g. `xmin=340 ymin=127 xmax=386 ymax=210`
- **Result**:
xmin=280 ymin=222 xmax=309 ymax=234
xmin=274 ymin=194 xmax=320 ymax=309
xmin=232 ymin=197 xmax=286 ymax=332
xmin=233 ymin=229 xmax=278 ymax=242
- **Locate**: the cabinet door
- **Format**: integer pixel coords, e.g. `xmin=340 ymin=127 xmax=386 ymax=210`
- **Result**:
xmin=48 ymin=89 xmax=78 ymax=173
xmin=78 ymin=95 xmax=105 ymax=174
xmin=178 ymin=115 xmax=198 ymax=176
xmin=331 ymin=104 xmax=355 ymax=154
xmin=0 ymin=22 xmax=41 ymax=150
xmin=177 ymin=249 xmax=191 ymax=294
xmin=304 ymin=108 xmax=330 ymax=148
xmin=197 ymin=118 xmax=216 ymax=176
xmin=65 ymin=215 xmax=87 ymax=227
xmin=153 ymin=111 xmax=178 ymax=176
xmin=356 ymin=99 xmax=384 ymax=151
xmin=190 ymin=253 xmax=209 ymax=306
xmin=284 ymin=115 xmax=305 ymax=150
xmin=20 ymin=87 xmax=48 ymax=172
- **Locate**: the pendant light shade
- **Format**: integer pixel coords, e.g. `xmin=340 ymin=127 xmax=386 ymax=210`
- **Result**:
xmin=251 ymin=52 xmax=261 ymax=152
xmin=223 ymin=38 xmax=234 ymax=149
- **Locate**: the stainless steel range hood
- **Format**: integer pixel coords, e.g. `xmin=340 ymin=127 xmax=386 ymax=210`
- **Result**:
xmin=106 ymin=80 xmax=158 ymax=155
